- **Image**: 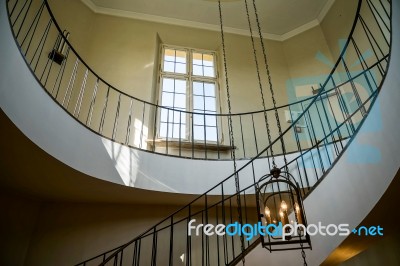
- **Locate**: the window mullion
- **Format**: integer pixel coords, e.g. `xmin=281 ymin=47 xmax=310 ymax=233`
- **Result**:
xmin=187 ymin=76 xmax=191 ymax=141
xmin=188 ymin=49 xmax=192 ymax=141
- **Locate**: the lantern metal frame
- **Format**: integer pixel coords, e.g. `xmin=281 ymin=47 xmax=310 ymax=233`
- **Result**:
xmin=257 ymin=167 xmax=312 ymax=252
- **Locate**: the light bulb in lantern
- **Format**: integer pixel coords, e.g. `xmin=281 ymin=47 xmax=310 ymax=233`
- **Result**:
xmin=279 ymin=208 xmax=288 ymax=226
xmin=281 ymin=200 xmax=288 ymax=211
xmin=280 ymin=205 xmax=289 ymax=226
xmin=264 ymin=206 xmax=272 ymax=224
xmin=264 ymin=206 xmax=271 ymax=217
xmin=294 ymin=202 xmax=303 ymax=225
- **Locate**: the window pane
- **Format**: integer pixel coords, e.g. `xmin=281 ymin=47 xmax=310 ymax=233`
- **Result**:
xmin=164 ymin=49 xmax=175 ymax=61
xmin=159 ymin=122 xmax=169 ymax=138
xmin=161 ymin=109 xmax=181 ymax=123
xmin=192 ymin=52 xmax=215 ymax=77
xmin=204 ymin=97 xmax=216 ymax=111
xmin=160 ymin=109 xmax=186 ymax=124
xmin=193 ymin=65 xmax=203 ymax=76
xmin=175 ymin=79 xmax=186 ymax=93
xmin=174 ymin=94 xmax=186 ymax=109
xmin=160 ymin=121 xmax=186 ymax=139
xmin=175 ymin=63 xmax=186 ymax=74
xmin=193 ymin=114 xmax=204 ymax=126
xmin=179 ymin=125 xmax=186 ymax=139
xmin=163 ymin=61 xmax=174 ymax=72
xmin=162 ymin=78 xmax=174 ymax=92
xmin=175 ymin=111 xmax=186 ymax=124
xmin=171 ymin=124 xmax=179 ymax=138
xmin=193 ymin=82 xmax=204 ymax=95
xmin=175 ymin=50 xmax=187 ymax=63
xmin=160 ymin=109 xmax=169 ymax=122
xmin=203 ymin=54 xmax=214 ymax=67
xmin=193 ymin=52 xmax=203 ymax=63
xmin=161 ymin=77 xmax=186 ymax=104
xmin=203 ymin=66 xmax=214 ymax=77
xmin=204 ymin=83 xmax=215 ymax=97
xmin=171 ymin=111 xmax=178 ymax=123
xmin=168 ymin=124 xmax=186 ymax=139
xmin=161 ymin=92 xmax=173 ymax=107
xmin=205 ymin=114 xmax=217 ymax=126
xmin=193 ymin=96 xmax=205 ymax=110
xmin=163 ymin=48 xmax=187 ymax=74
xmin=206 ymin=126 xmax=218 ymax=141
xmin=193 ymin=126 xmax=205 ymax=141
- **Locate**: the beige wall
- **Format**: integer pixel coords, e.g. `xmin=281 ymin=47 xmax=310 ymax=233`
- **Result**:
xmin=340 ymin=236 xmax=400 ymax=266
xmin=0 ymin=192 xmax=41 ymax=266
xmin=73 ymin=13 xmax=292 ymax=113
xmin=0 ymin=196 xmax=256 ymax=266
xmin=320 ymin=0 xmax=359 ymax=60
xmin=47 ymin=0 xmax=95 ymax=61
xmin=23 ymin=202 xmax=181 ymax=266
xmin=283 ymin=26 xmax=334 ymax=79
xmin=38 ymin=0 xmax=364 ymax=157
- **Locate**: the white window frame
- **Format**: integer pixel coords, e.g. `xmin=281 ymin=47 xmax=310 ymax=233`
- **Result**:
xmin=157 ymin=44 xmax=221 ymax=144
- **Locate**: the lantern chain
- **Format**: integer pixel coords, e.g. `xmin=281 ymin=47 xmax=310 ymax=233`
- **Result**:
xmin=296 ymin=213 xmax=308 ymax=266
xmin=251 ymin=0 xmax=289 ymax=170
xmin=300 ymin=243 xmax=308 ymax=266
xmin=218 ymin=1 xmax=246 ymax=265
xmin=243 ymin=0 xmax=275 ymax=167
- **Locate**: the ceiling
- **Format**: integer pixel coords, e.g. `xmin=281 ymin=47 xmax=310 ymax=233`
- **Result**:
xmin=84 ymin=0 xmax=333 ymax=38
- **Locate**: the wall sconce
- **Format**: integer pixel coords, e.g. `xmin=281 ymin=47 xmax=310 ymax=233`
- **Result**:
xmin=48 ymin=30 xmax=70 ymax=65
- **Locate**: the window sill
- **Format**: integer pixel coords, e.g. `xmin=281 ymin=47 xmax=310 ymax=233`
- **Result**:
xmin=147 ymin=139 xmax=235 ymax=152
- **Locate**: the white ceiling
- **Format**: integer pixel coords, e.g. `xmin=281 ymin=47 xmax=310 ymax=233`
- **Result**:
xmin=84 ymin=0 xmax=334 ymax=40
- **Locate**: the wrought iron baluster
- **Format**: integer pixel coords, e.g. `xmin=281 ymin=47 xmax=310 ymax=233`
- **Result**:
xmin=74 ymin=69 xmax=89 ymax=118
xmin=86 ymin=78 xmax=99 ymax=127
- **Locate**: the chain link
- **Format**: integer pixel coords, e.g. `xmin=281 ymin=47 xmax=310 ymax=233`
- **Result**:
xmin=218 ymin=1 xmax=245 ymax=265
xmin=300 ymin=242 xmax=308 ymax=266
xmin=251 ymin=0 xmax=289 ymax=171
xmin=243 ymin=0 xmax=275 ymax=168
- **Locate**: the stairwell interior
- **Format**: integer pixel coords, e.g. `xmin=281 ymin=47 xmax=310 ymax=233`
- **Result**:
xmin=0 ymin=0 xmax=399 ymax=265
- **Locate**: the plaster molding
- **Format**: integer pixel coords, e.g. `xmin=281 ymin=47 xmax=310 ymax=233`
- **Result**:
xmin=80 ymin=0 xmax=335 ymax=41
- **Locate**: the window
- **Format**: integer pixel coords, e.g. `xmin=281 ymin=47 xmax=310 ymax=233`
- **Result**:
xmin=158 ymin=45 xmax=219 ymax=142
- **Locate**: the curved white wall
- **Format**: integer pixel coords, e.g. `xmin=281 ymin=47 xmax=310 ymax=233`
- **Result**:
xmin=245 ymin=0 xmax=400 ymax=264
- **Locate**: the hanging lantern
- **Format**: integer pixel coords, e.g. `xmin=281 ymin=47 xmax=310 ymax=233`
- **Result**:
xmin=257 ymin=167 xmax=312 ymax=252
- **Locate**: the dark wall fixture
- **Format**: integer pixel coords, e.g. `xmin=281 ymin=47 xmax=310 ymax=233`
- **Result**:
xmin=48 ymin=30 xmax=69 ymax=65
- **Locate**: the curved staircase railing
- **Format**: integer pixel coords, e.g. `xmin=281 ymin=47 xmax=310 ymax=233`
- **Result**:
xmin=6 ymin=0 xmax=387 ymax=161
xmin=5 ymin=0 xmax=392 ymax=265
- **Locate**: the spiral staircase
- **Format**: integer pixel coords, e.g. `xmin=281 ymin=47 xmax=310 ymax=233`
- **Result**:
xmin=0 ymin=0 xmax=399 ymax=265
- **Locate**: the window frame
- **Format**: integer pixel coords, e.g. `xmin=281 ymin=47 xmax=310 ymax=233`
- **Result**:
xmin=157 ymin=44 xmax=222 ymax=144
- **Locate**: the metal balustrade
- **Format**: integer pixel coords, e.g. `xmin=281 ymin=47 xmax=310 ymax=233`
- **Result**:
xmin=5 ymin=0 xmax=392 ymax=265
xmin=6 ymin=0 xmax=388 ymax=161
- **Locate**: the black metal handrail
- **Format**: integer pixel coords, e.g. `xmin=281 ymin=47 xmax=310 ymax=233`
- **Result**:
xmin=6 ymin=0 xmax=389 ymax=160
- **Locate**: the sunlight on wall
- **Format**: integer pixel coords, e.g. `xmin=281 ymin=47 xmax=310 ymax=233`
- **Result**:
xmin=102 ymin=139 xmax=140 ymax=186
xmin=134 ymin=118 xmax=148 ymax=149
